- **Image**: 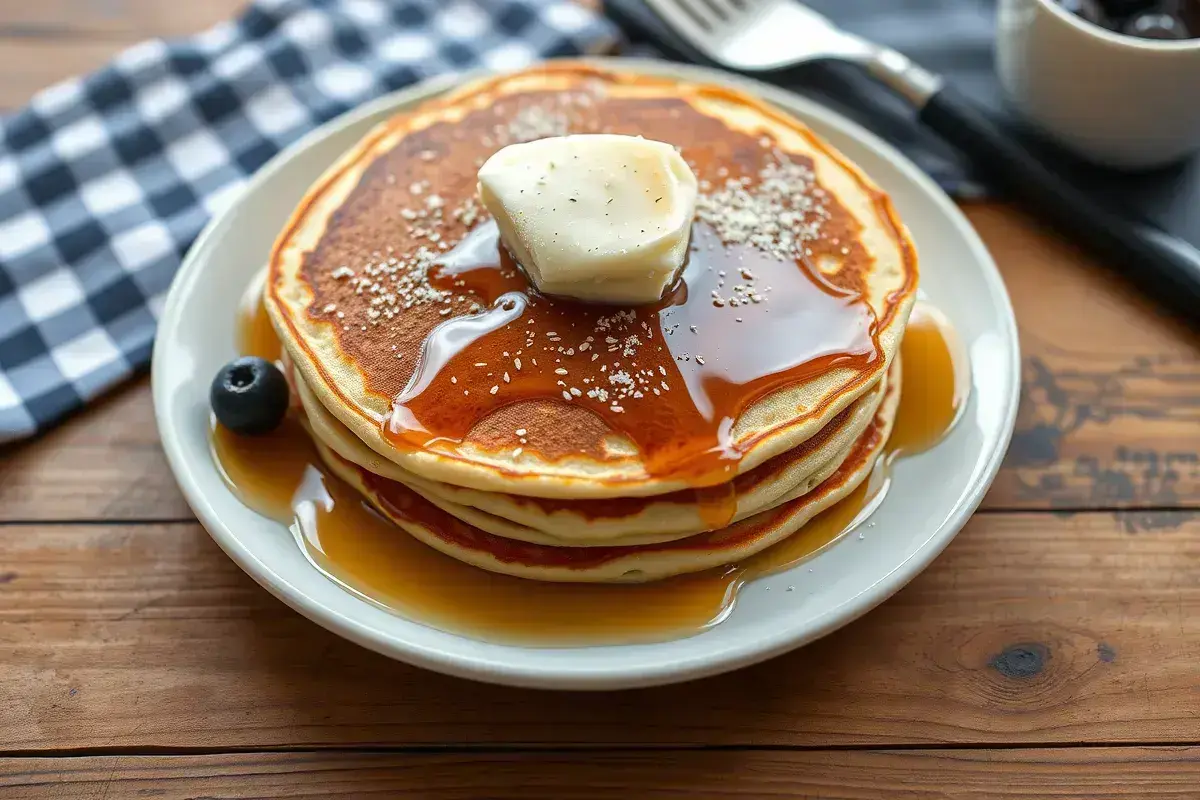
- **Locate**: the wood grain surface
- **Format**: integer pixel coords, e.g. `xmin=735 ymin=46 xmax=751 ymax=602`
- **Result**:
xmin=4 ymin=513 xmax=1200 ymax=751
xmin=0 ymin=0 xmax=244 ymax=110
xmin=4 ymin=749 xmax=1200 ymax=799
xmin=3 ymin=0 xmax=1199 ymax=796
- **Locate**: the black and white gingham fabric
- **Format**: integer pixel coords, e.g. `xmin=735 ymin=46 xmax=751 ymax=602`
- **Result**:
xmin=0 ymin=0 xmax=617 ymax=443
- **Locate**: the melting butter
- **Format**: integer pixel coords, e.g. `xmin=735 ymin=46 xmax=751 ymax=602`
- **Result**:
xmin=477 ymin=134 xmax=698 ymax=304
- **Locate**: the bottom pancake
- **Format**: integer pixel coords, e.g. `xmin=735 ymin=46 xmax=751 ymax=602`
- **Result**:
xmin=312 ymin=383 xmax=897 ymax=583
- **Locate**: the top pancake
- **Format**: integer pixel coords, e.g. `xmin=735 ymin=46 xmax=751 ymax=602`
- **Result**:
xmin=267 ymin=62 xmax=918 ymax=499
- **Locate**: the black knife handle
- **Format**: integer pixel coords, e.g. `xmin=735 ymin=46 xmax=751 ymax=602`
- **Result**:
xmin=919 ymin=84 xmax=1200 ymax=322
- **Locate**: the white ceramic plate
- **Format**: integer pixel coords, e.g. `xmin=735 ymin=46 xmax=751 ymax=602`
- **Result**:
xmin=153 ymin=58 xmax=1020 ymax=690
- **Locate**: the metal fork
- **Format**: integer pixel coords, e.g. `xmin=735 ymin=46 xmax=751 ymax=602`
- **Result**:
xmin=643 ymin=0 xmax=941 ymax=103
xmin=643 ymin=0 xmax=1200 ymax=326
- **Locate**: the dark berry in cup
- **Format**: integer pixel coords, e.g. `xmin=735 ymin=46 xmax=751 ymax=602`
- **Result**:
xmin=1123 ymin=9 xmax=1191 ymax=38
xmin=211 ymin=356 xmax=290 ymax=435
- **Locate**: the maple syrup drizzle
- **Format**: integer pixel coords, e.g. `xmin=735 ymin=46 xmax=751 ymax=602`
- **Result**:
xmin=210 ymin=291 xmax=964 ymax=645
xmin=885 ymin=302 xmax=968 ymax=457
xmin=237 ymin=268 xmax=281 ymax=364
xmin=717 ymin=303 xmax=968 ymax=587
xmin=383 ymin=222 xmax=880 ymax=487
xmin=694 ymin=480 xmax=739 ymax=530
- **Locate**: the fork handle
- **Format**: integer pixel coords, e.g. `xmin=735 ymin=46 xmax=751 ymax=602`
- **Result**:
xmin=918 ymin=85 xmax=1200 ymax=324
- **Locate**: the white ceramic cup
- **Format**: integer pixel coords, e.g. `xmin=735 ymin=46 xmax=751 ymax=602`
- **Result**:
xmin=996 ymin=0 xmax=1200 ymax=169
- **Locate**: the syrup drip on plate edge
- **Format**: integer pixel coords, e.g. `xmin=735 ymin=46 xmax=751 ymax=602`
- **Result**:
xmin=209 ymin=279 xmax=965 ymax=646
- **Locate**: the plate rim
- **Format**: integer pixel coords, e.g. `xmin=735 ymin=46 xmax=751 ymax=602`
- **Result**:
xmin=152 ymin=56 xmax=1021 ymax=690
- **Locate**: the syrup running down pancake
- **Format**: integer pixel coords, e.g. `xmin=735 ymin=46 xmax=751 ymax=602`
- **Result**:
xmin=313 ymin=367 xmax=900 ymax=583
xmin=266 ymin=63 xmax=918 ymax=500
xmin=295 ymin=358 xmax=897 ymax=547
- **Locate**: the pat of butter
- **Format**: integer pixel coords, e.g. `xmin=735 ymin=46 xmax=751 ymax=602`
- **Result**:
xmin=477 ymin=134 xmax=698 ymax=304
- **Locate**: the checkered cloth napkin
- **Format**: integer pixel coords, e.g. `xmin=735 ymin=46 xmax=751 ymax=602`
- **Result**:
xmin=0 ymin=0 xmax=618 ymax=443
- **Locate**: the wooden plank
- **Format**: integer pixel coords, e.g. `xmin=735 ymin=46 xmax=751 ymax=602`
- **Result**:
xmin=0 ymin=39 xmax=126 ymax=110
xmin=0 ymin=382 xmax=192 ymax=522
xmin=3 ymin=512 xmax=1200 ymax=750
xmin=0 ymin=1 xmax=243 ymax=111
xmin=970 ymin=205 xmax=1200 ymax=512
xmin=3 ymin=748 xmax=1200 ymax=798
xmin=0 ymin=0 xmax=243 ymax=40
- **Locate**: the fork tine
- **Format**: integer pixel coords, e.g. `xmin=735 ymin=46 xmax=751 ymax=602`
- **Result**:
xmin=693 ymin=0 xmax=736 ymax=23
xmin=644 ymin=0 xmax=721 ymax=42
xmin=648 ymin=0 xmax=875 ymax=72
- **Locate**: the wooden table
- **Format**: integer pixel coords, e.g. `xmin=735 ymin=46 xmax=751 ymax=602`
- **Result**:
xmin=3 ymin=2 xmax=1200 ymax=797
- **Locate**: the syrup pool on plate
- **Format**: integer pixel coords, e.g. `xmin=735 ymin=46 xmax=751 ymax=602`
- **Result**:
xmin=210 ymin=280 xmax=966 ymax=645
xmin=237 ymin=267 xmax=281 ymax=364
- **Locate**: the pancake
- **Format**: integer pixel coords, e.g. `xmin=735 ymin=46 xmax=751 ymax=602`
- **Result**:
xmin=268 ymin=62 xmax=918 ymax=499
xmin=313 ymin=366 xmax=896 ymax=584
xmin=296 ymin=356 xmax=899 ymax=545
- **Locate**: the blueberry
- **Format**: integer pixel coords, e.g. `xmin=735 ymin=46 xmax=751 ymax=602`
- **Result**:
xmin=1123 ymin=9 xmax=1191 ymax=37
xmin=210 ymin=356 xmax=289 ymax=435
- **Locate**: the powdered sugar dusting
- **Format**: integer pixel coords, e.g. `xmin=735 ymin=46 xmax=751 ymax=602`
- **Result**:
xmin=695 ymin=148 xmax=830 ymax=263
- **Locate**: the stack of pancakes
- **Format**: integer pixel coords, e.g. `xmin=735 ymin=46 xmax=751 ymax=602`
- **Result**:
xmin=265 ymin=64 xmax=918 ymax=583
